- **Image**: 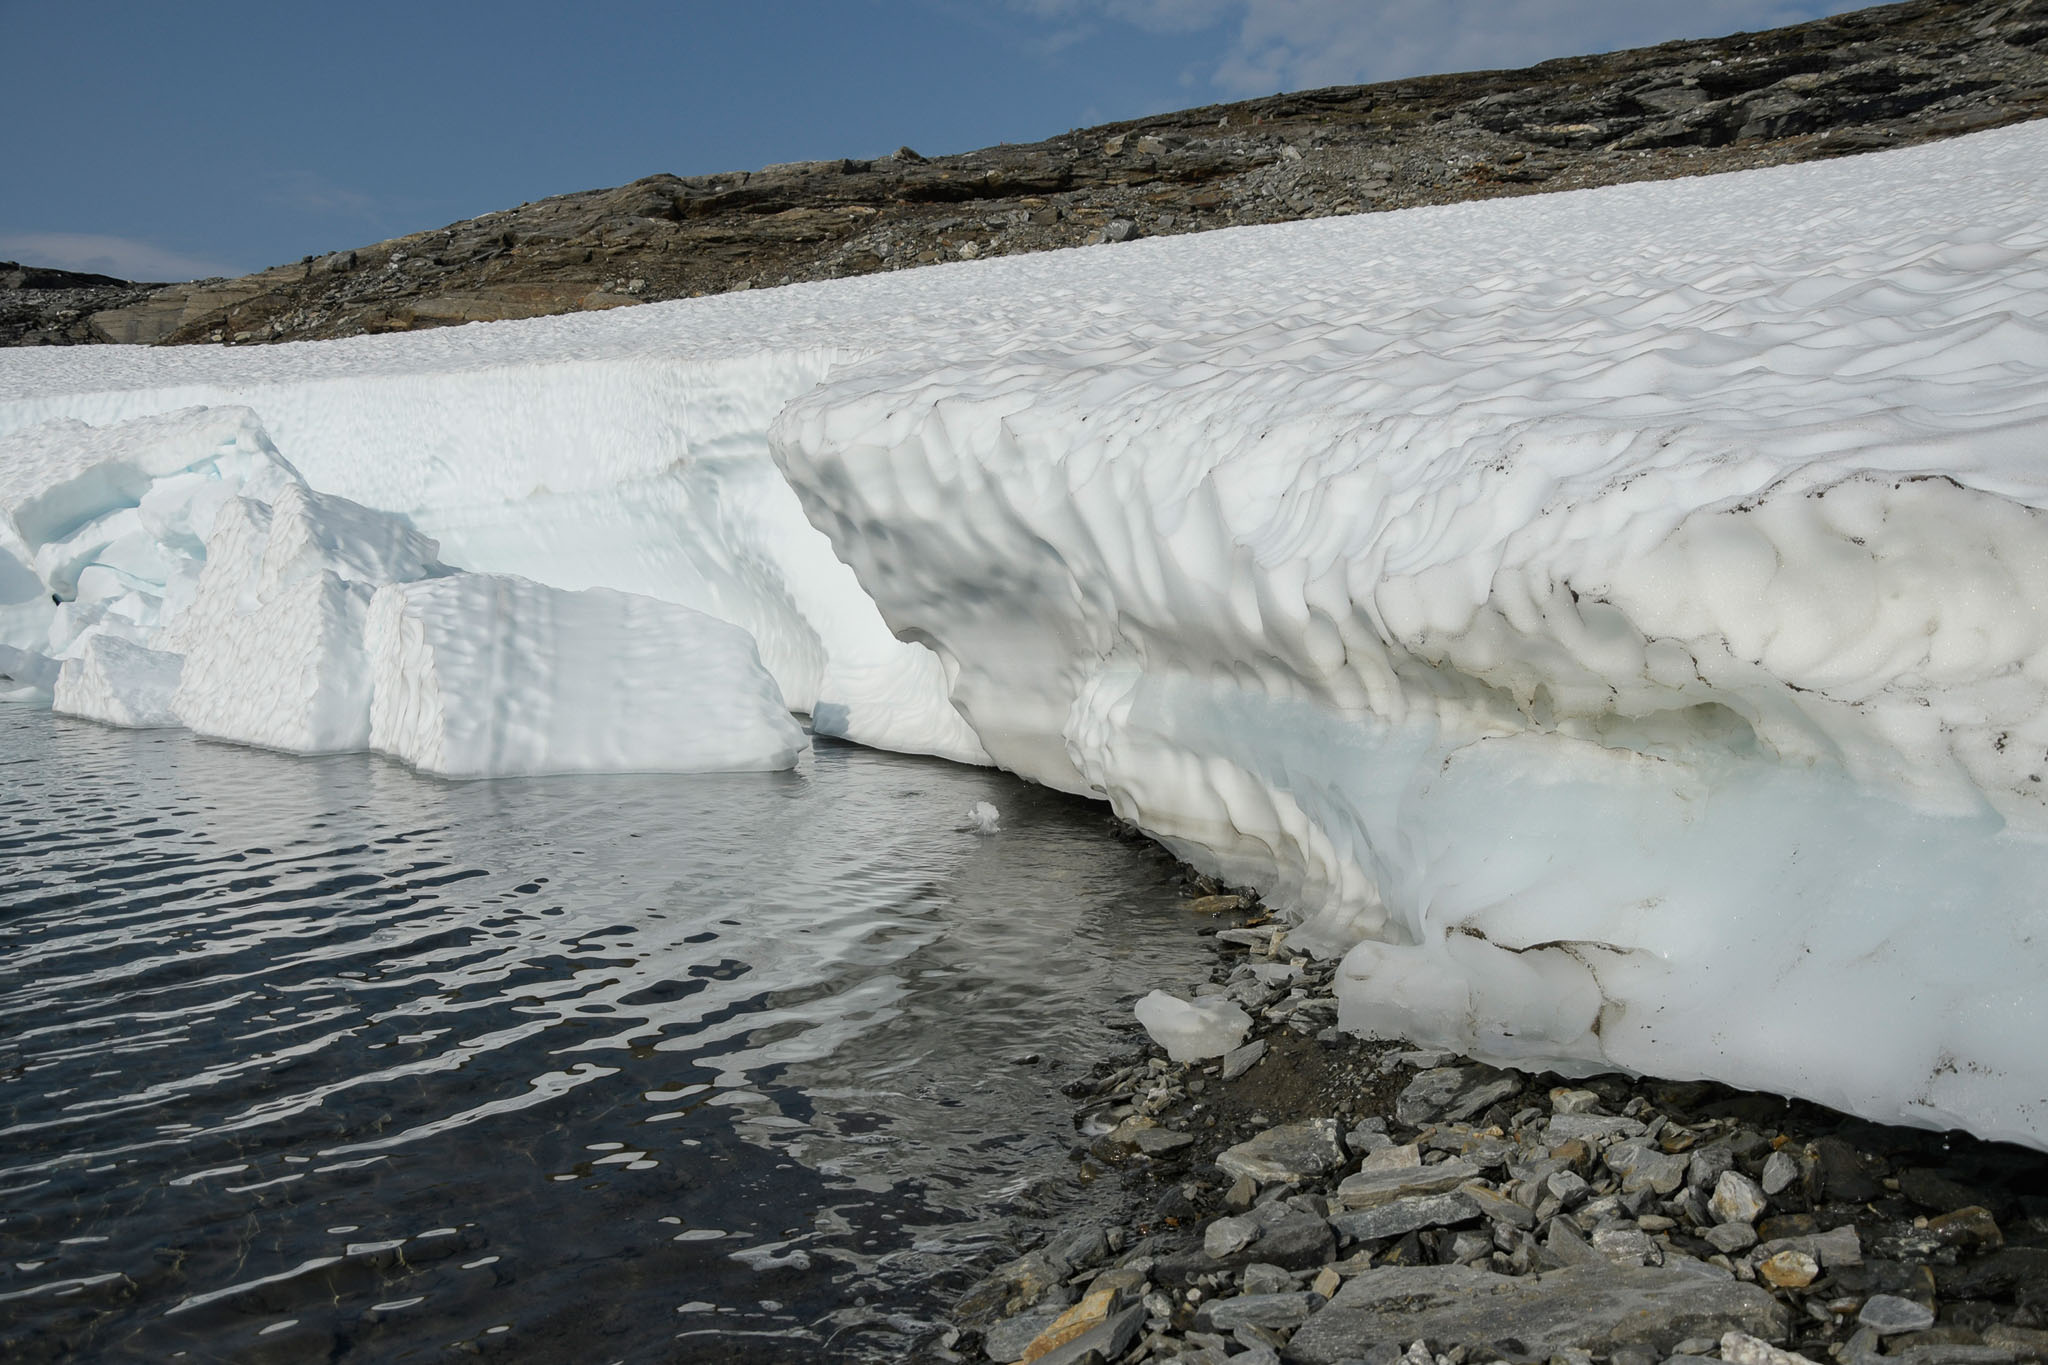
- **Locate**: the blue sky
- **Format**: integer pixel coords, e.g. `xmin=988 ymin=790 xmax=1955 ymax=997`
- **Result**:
xmin=1 ymin=1 xmax=1865 ymax=281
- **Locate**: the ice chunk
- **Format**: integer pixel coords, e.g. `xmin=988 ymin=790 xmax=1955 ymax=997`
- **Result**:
xmin=962 ymin=801 xmax=1001 ymax=834
xmin=364 ymin=573 xmax=806 ymax=777
xmin=163 ymin=485 xmax=445 ymax=754
xmin=0 ymin=406 xmax=294 ymax=553
xmin=54 ymin=635 xmax=183 ymax=728
xmin=1134 ymin=990 xmax=1253 ymax=1063
xmin=0 ymin=642 xmax=59 ymax=705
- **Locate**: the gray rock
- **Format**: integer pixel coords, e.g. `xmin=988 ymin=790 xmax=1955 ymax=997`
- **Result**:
xmin=1396 ymin=1066 xmax=1522 ymax=1127
xmin=1241 ymin=1262 xmax=1299 ymax=1295
xmin=1761 ymin=1149 xmax=1802 ymax=1196
xmin=1218 ymin=1118 xmax=1348 ymax=1184
xmin=1544 ymin=1215 xmax=1606 ymax=1268
xmin=1687 ymin=1145 xmax=1737 ymax=1192
xmin=1207 ymin=1213 xmax=1262 ymax=1258
xmin=1886 ymin=1349 xmax=2020 ymax=1365
xmin=1709 ymin=1171 xmax=1768 ymax=1225
xmin=1461 ymin=1181 xmax=1538 ymax=1230
xmin=985 ymin=1307 xmax=1066 ymax=1362
xmin=1222 ymin=1037 xmax=1269 ymax=1081
xmin=1545 ymin=1113 xmax=1647 ymax=1146
xmin=1330 ymin=1192 xmax=1483 ymax=1243
xmin=1135 ymin=1126 xmax=1195 ymax=1156
xmin=1285 ymin=1263 xmax=1789 ymax=1365
xmin=1161 ymin=1204 xmax=1335 ymax=1282
xmin=1048 ymin=1223 xmax=1110 ymax=1272
xmin=1859 ymin=1294 xmax=1937 ymax=1335
xmin=1607 ymin=1140 xmax=1691 ymax=1195
xmin=1757 ymin=1224 xmax=1860 ymax=1269
xmin=1335 ymin=1158 xmax=1482 ymax=1211
xmin=1395 ymin=1067 xmax=1471 ymax=1127
xmin=1719 ymin=1332 xmax=1821 ymax=1365
xmin=1031 ymin=1302 xmax=1146 ymax=1365
xmin=1704 ymin=1222 xmax=1759 ymax=1254
xmin=1592 ymin=1226 xmax=1664 ymax=1267
xmin=1195 ymin=1290 xmax=1322 ymax=1331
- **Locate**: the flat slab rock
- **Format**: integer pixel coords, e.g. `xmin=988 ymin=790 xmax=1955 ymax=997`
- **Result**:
xmin=1217 ymin=1118 xmax=1348 ymax=1184
xmin=1284 ymin=1262 xmax=1790 ymax=1365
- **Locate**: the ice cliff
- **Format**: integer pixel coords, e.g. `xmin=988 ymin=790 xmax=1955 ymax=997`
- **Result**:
xmin=5 ymin=123 xmax=2048 ymax=1144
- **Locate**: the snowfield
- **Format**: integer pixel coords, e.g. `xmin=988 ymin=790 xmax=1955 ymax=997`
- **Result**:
xmin=5 ymin=122 xmax=2048 ymax=1144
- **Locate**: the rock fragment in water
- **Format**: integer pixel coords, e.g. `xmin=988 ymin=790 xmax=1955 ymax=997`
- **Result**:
xmin=1133 ymin=990 xmax=1252 ymax=1062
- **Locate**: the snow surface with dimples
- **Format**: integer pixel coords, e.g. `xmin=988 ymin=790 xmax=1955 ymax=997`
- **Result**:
xmin=5 ymin=123 xmax=2048 ymax=1143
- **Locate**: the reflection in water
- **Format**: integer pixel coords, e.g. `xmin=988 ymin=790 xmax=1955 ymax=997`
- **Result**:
xmin=0 ymin=709 xmax=1212 ymax=1362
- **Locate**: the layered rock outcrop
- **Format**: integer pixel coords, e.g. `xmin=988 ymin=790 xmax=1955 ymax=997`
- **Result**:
xmin=7 ymin=0 xmax=2048 ymax=348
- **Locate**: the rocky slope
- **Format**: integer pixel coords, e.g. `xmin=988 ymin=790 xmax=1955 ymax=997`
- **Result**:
xmin=932 ymin=887 xmax=2048 ymax=1365
xmin=8 ymin=0 xmax=2048 ymax=349
xmin=0 ymin=263 xmax=166 ymax=346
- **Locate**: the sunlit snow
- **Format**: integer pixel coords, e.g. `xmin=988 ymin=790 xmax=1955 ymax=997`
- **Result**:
xmin=4 ymin=122 xmax=2048 ymax=1143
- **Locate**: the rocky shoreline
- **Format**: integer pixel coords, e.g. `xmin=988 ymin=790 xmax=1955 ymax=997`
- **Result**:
xmin=7 ymin=0 xmax=2047 ymax=348
xmin=930 ymin=879 xmax=2048 ymax=1365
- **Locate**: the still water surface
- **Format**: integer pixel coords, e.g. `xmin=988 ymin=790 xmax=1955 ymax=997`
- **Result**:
xmin=0 ymin=709 xmax=1211 ymax=1362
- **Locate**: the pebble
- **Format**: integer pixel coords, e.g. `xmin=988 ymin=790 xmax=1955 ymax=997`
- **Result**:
xmin=1758 ymin=1249 xmax=1820 ymax=1288
xmin=1861 ymin=1294 xmax=1939 ymax=1335
xmin=1709 ymin=1170 xmax=1770 ymax=1224
xmin=1221 ymin=1038 xmax=1268 ymax=1081
xmin=963 ymin=871 xmax=2048 ymax=1365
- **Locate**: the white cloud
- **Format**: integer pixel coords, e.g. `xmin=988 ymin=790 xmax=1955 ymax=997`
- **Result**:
xmin=266 ymin=169 xmax=380 ymax=218
xmin=1021 ymin=0 xmax=1862 ymax=95
xmin=0 ymin=233 xmax=246 ymax=283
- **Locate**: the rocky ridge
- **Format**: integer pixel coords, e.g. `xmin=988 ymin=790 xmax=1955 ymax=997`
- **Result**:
xmin=7 ymin=0 xmax=2047 ymax=348
xmin=928 ymin=886 xmax=2048 ymax=1365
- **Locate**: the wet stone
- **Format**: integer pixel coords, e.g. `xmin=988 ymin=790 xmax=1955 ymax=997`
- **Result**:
xmin=1031 ymin=1303 xmax=1146 ymax=1365
xmin=986 ymin=1306 xmax=1066 ymax=1361
xmin=1861 ymin=1294 xmax=1939 ymax=1336
xmin=1134 ymin=1127 xmax=1195 ymax=1156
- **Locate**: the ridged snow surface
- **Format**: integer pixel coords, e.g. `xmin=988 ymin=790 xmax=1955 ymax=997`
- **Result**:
xmin=5 ymin=122 xmax=2048 ymax=1142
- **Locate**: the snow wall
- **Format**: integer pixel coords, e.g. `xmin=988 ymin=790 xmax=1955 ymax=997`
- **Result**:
xmin=6 ymin=122 xmax=2048 ymax=1145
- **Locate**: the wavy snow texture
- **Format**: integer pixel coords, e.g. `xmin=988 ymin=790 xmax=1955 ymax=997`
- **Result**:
xmin=5 ymin=123 xmax=2048 ymax=1140
xmin=772 ymin=123 xmax=2048 ymax=1144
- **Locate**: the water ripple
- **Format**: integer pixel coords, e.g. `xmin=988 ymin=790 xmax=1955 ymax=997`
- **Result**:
xmin=0 ymin=709 xmax=1211 ymax=1362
